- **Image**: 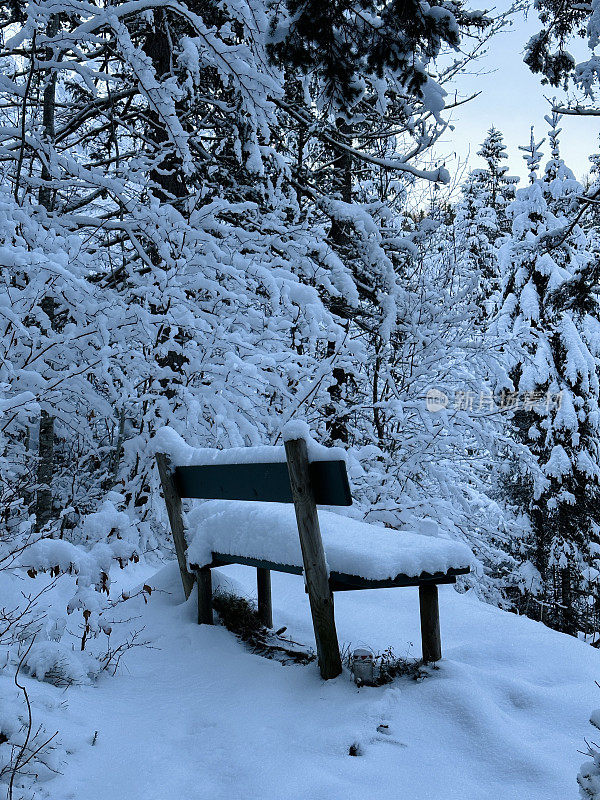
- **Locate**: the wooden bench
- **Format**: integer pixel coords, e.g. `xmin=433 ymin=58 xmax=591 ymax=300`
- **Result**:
xmin=156 ymin=435 xmax=470 ymax=680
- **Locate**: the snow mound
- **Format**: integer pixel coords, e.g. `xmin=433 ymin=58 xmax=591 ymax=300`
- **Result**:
xmin=186 ymin=500 xmax=472 ymax=579
xmin=24 ymin=641 xmax=97 ymax=686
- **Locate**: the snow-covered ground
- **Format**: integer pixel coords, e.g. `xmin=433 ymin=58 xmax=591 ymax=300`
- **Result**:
xmin=23 ymin=562 xmax=600 ymax=800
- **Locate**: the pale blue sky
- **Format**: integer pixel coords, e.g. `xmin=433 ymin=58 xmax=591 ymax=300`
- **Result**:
xmin=437 ymin=3 xmax=599 ymax=184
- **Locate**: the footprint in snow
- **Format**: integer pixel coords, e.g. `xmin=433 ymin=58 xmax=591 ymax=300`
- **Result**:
xmin=372 ymin=723 xmax=407 ymax=748
xmin=348 ymin=724 xmax=407 ymax=756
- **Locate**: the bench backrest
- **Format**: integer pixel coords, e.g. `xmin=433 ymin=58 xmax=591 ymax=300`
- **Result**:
xmin=174 ymin=460 xmax=352 ymax=506
xmin=157 ymin=437 xmax=349 ymax=676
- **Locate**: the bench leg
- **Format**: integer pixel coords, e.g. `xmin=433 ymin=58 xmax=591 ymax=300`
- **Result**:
xmin=197 ymin=567 xmax=213 ymax=625
xmin=285 ymin=438 xmax=342 ymax=680
xmin=257 ymin=567 xmax=273 ymax=629
xmin=419 ymin=583 xmax=442 ymax=663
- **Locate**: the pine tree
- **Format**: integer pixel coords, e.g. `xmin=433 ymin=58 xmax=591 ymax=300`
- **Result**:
xmin=453 ymin=128 xmax=517 ymax=317
xmin=542 ymin=111 xmax=580 ymax=217
xmin=454 ymin=170 xmax=499 ymax=315
xmin=496 ymin=130 xmax=600 ymax=633
xmin=519 ymin=126 xmax=546 ymax=184
xmin=525 ymin=2 xmax=596 ymax=95
xmin=269 ymin=0 xmax=489 ymax=110
xmin=477 ymin=126 xmax=518 ymax=231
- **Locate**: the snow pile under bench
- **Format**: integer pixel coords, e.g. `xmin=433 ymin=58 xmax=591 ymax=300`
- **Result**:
xmin=186 ymin=500 xmax=473 ymax=589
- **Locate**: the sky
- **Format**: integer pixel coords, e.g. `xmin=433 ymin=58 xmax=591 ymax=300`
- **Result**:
xmin=437 ymin=2 xmax=600 ymax=185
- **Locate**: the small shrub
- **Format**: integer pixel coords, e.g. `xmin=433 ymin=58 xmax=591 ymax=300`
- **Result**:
xmin=343 ymin=644 xmax=426 ymax=686
xmin=212 ymin=591 xmax=315 ymax=666
xmin=212 ymin=592 xmax=264 ymax=641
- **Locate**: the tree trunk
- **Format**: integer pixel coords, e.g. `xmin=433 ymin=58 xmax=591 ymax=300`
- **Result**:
xmin=142 ymin=10 xmax=189 ymax=401
xmin=324 ymin=119 xmax=353 ymax=444
xmin=38 ymin=15 xmax=58 ymax=211
xmin=35 ymin=409 xmax=54 ymax=532
xmin=561 ymin=566 xmax=576 ymax=635
xmin=142 ymin=10 xmax=187 ymax=203
xmin=35 ymin=14 xmax=58 ymax=532
xmin=107 ymin=407 xmax=126 ymax=489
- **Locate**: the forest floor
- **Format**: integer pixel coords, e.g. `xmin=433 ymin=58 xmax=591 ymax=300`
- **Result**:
xmin=22 ymin=560 xmax=600 ymax=800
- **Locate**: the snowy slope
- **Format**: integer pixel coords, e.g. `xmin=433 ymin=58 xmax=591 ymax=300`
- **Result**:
xmin=35 ymin=562 xmax=600 ymax=800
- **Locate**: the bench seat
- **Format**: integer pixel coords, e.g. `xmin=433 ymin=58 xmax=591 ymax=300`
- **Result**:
xmin=186 ymin=500 xmax=472 ymax=591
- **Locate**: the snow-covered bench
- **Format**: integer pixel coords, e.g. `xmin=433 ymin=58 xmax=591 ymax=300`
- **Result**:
xmin=154 ymin=426 xmax=471 ymax=679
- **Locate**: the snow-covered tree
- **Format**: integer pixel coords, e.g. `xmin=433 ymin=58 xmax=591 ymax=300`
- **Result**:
xmin=454 ymin=169 xmax=498 ymax=311
xmin=519 ymin=126 xmax=546 ymax=184
xmin=525 ymin=1 xmax=600 ymax=105
xmin=579 ymin=709 xmax=600 ymax=799
xmin=542 ymin=111 xmax=581 ymax=217
xmin=443 ymin=128 xmax=517 ymax=320
xmin=495 ymin=131 xmax=600 ymax=632
xmin=478 ymin=127 xmax=518 ymax=222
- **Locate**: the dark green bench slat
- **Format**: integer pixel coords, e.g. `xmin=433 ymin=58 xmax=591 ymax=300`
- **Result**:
xmin=208 ymin=553 xmax=304 ymax=576
xmin=175 ymin=460 xmax=352 ymax=506
xmin=195 ymin=553 xmax=470 ymax=591
xmin=329 ymin=566 xmax=470 ymax=591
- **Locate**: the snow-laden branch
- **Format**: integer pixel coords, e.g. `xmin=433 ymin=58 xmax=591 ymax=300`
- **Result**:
xmin=275 ymin=100 xmax=450 ymax=184
xmin=552 ymin=104 xmax=600 ymax=116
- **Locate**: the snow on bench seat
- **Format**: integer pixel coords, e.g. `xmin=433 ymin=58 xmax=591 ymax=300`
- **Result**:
xmin=186 ymin=501 xmax=473 ymax=582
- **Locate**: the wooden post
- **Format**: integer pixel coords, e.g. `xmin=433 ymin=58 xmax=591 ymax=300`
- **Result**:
xmin=155 ymin=453 xmax=195 ymax=600
xmin=419 ymin=583 xmax=442 ymax=663
xmin=257 ymin=568 xmax=273 ymax=628
xmin=197 ymin=567 xmax=214 ymax=625
xmin=284 ymin=438 xmax=342 ymax=680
